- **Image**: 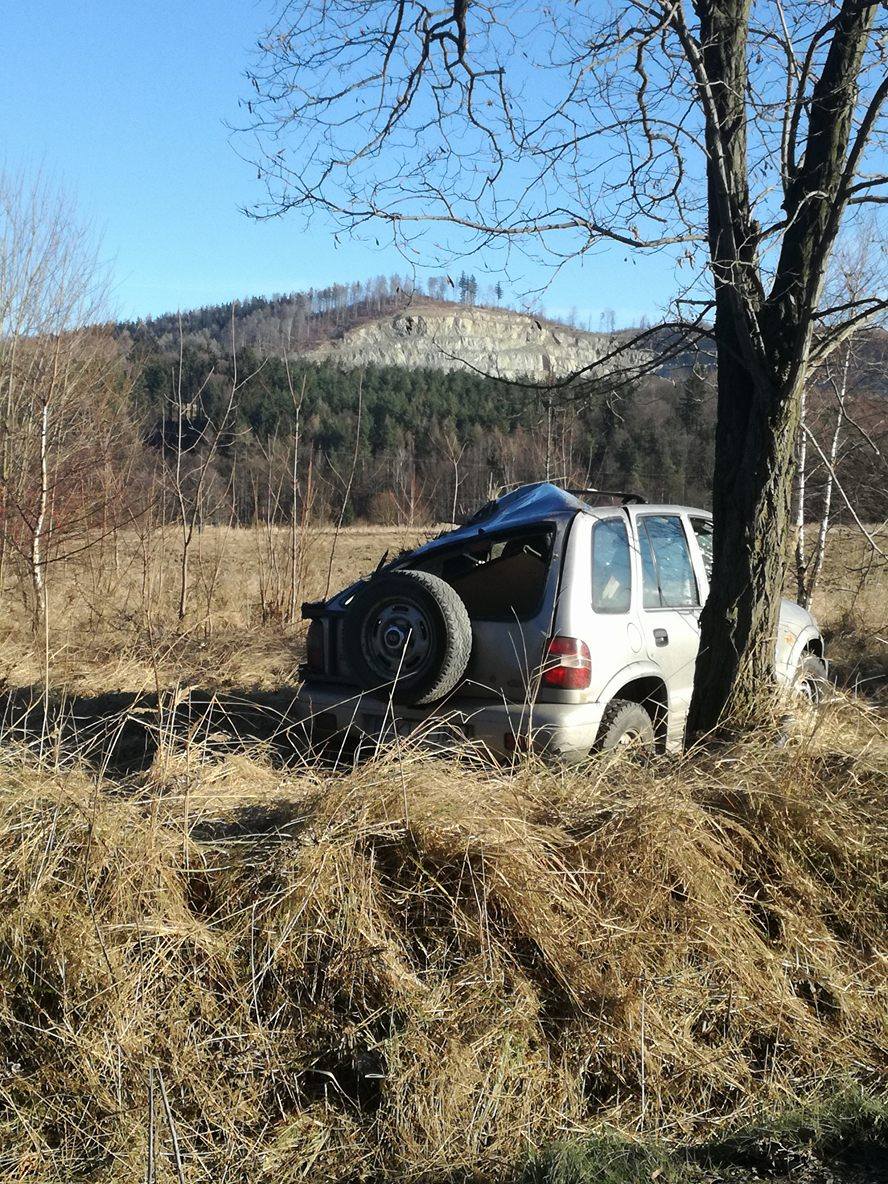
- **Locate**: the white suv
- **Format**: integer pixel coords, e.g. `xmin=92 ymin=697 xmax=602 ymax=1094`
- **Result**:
xmin=296 ymin=483 xmax=825 ymax=759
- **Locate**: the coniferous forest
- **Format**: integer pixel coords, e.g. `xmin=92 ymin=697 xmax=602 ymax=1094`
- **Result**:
xmin=113 ymin=279 xmax=885 ymax=528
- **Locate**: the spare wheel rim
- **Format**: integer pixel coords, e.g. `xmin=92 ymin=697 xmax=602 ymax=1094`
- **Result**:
xmin=362 ymin=598 xmax=436 ymax=681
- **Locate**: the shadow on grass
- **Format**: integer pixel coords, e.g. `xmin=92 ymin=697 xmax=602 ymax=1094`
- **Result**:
xmin=0 ymin=683 xmax=316 ymax=772
xmin=517 ymin=1089 xmax=888 ymax=1184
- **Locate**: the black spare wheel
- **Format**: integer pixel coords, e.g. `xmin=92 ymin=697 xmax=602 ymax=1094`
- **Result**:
xmin=343 ymin=569 xmax=472 ymax=705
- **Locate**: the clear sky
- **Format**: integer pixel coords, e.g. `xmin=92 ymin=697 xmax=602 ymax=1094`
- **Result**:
xmin=1 ymin=1 xmax=676 ymax=326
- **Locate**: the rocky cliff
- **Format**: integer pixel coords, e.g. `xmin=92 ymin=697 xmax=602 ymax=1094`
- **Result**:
xmin=307 ymin=302 xmax=652 ymax=380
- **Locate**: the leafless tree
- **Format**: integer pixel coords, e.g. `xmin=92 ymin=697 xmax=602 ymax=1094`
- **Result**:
xmin=435 ymin=424 xmax=468 ymax=523
xmin=0 ymin=172 xmax=131 ymax=636
xmin=165 ymin=310 xmax=258 ymax=622
xmin=323 ymin=370 xmax=364 ymax=599
xmin=795 ymin=228 xmax=886 ymax=608
xmin=243 ymin=0 xmax=888 ymax=731
xmin=284 ymin=359 xmax=308 ymax=622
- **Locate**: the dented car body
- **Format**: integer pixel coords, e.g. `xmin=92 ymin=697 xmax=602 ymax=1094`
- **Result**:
xmin=295 ymin=483 xmax=825 ymax=760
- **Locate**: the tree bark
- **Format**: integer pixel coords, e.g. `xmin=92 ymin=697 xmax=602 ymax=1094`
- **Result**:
xmin=31 ymin=397 xmax=50 ymax=633
xmin=686 ymin=0 xmax=877 ymax=735
xmin=688 ymin=356 xmax=803 ymax=732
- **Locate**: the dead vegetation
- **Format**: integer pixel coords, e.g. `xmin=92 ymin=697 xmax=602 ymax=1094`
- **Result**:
xmin=0 ymin=524 xmax=429 ymax=694
xmin=0 ymin=522 xmax=883 ymax=702
xmin=0 ymin=521 xmax=883 ymax=1181
xmin=0 ymin=695 xmax=884 ymax=1182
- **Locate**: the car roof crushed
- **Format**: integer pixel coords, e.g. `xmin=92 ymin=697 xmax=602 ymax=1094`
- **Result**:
xmin=314 ymin=483 xmax=711 ymax=612
xmin=405 ymin=482 xmax=584 ymax=564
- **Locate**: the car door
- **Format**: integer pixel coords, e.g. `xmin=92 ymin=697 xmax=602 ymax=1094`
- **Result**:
xmin=631 ymin=512 xmax=703 ymax=726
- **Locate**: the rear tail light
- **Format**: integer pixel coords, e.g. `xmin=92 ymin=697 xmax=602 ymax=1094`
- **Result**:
xmin=541 ymin=635 xmax=591 ymax=690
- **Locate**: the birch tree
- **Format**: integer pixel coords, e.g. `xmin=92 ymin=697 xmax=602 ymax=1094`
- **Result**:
xmin=795 ymin=228 xmax=886 ymax=608
xmin=0 ymin=172 xmax=127 ymax=631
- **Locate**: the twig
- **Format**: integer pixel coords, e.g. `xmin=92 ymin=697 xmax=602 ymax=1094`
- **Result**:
xmin=146 ymin=1067 xmax=155 ymax=1184
xmin=323 ymin=369 xmax=364 ymax=599
xmin=156 ymin=1067 xmax=187 ymax=1184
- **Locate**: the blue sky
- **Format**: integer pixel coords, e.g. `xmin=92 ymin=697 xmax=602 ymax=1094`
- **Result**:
xmin=1 ymin=1 xmax=676 ymax=325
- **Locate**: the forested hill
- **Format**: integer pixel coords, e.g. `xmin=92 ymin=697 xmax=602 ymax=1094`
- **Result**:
xmin=117 ymin=278 xmax=886 ymax=526
xmin=120 ymin=278 xmax=510 ymax=358
xmin=118 ymin=276 xmax=654 ymax=380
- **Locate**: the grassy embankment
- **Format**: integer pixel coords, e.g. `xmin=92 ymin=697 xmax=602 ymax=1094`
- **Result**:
xmin=0 ymin=525 xmax=884 ymax=1182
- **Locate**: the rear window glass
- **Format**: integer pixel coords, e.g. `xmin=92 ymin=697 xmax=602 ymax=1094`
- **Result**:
xmin=414 ymin=528 xmax=553 ymax=620
xmin=592 ymin=519 xmax=631 ymax=613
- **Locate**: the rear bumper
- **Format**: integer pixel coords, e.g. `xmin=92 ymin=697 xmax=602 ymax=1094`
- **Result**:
xmin=293 ymin=684 xmax=606 ymax=762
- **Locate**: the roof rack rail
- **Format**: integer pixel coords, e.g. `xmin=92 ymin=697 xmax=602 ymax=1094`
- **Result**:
xmin=567 ymin=487 xmax=647 ymax=505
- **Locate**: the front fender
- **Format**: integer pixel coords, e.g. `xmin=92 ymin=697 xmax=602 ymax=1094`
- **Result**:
xmin=788 ymin=624 xmax=824 ymax=676
xmin=777 ymin=598 xmax=824 ymax=684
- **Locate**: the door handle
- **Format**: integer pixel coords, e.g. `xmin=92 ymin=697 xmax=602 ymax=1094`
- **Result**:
xmin=653 ymin=628 xmax=669 ymax=647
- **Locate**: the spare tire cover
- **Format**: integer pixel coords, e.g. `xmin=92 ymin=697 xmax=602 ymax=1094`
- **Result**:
xmin=342 ymin=569 xmax=472 ymax=705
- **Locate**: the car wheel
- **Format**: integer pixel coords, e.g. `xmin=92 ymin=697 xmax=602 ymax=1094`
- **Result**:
xmin=343 ymin=569 xmax=472 ymax=705
xmin=595 ymin=698 xmax=655 ymax=753
xmin=796 ymin=653 xmax=829 ymax=705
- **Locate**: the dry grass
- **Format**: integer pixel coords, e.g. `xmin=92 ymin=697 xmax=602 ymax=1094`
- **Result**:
xmin=0 ymin=524 xmax=429 ymax=694
xmin=0 ymin=520 xmax=884 ymax=1180
xmin=0 ymin=520 xmax=883 ymax=701
xmin=0 ymin=697 xmax=884 ymax=1182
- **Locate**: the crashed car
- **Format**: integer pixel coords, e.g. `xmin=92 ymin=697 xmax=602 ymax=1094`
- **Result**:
xmin=296 ymin=483 xmax=826 ymax=760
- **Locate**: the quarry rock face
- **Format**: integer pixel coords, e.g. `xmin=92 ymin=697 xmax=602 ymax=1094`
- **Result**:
xmin=307 ymin=303 xmax=650 ymax=380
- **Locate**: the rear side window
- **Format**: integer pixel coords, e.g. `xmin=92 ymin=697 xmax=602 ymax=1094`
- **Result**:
xmin=592 ymin=519 xmax=631 ymax=613
xmin=691 ymin=517 xmax=713 ymax=579
xmin=415 ymin=528 xmax=553 ymax=620
xmin=638 ymin=515 xmax=699 ymax=608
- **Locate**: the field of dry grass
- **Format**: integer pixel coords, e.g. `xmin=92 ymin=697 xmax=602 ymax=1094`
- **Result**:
xmin=0 ymin=523 xmax=885 ymax=1182
xmin=0 ymin=524 xmax=430 ymax=695
xmin=0 ymin=521 xmax=884 ymax=699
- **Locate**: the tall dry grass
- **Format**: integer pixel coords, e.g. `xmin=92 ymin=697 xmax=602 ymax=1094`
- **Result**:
xmin=0 ymin=517 xmax=884 ymax=1180
xmin=0 ymin=523 xmax=429 ymax=694
xmin=0 ymin=521 xmax=883 ymax=700
xmin=0 ymin=696 xmax=884 ymax=1182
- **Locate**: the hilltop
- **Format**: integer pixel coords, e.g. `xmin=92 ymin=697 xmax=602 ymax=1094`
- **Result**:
xmin=304 ymin=299 xmax=653 ymax=380
xmin=120 ymin=284 xmax=660 ymax=381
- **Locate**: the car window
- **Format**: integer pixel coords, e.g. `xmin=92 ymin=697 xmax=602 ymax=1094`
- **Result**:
xmin=690 ymin=517 xmax=713 ymax=580
xmin=592 ymin=518 xmax=631 ymax=613
xmin=638 ymin=524 xmax=661 ymax=609
xmin=638 ymin=515 xmax=700 ymax=609
xmin=415 ymin=528 xmax=554 ymax=620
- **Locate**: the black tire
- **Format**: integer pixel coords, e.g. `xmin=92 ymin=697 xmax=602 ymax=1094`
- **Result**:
xmin=595 ymin=698 xmax=655 ymax=753
xmin=343 ymin=569 xmax=472 ymax=705
xmin=796 ymin=653 xmax=829 ymax=705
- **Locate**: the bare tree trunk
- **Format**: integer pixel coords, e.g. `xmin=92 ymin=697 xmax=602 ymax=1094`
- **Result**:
xmin=544 ymin=398 xmax=553 ymax=482
xmin=690 ymin=358 xmax=805 ymax=733
xmin=323 ymin=370 xmax=363 ymax=600
xmin=687 ymin=0 xmax=875 ymax=735
xmin=794 ymin=388 xmax=808 ymax=604
xmin=0 ymin=336 xmax=17 ymax=592
xmin=287 ymin=370 xmax=305 ymax=624
xmin=803 ymin=412 xmax=842 ymax=610
xmin=802 ymin=343 xmax=851 ymax=609
xmin=174 ymin=319 xmax=191 ymax=622
xmin=31 ymin=396 xmax=50 ymax=632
